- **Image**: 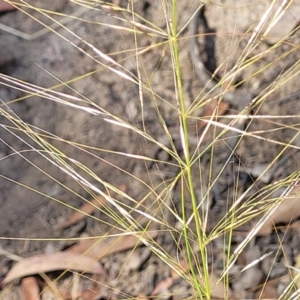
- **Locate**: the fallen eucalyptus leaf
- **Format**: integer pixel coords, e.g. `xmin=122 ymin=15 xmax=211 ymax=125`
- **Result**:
xmin=22 ymin=276 xmax=40 ymax=300
xmin=2 ymin=252 xmax=106 ymax=285
xmin=256 ymin=184 xmax=300 ymax=235
xmin=68 ymin=230 xmax=157 ymax=260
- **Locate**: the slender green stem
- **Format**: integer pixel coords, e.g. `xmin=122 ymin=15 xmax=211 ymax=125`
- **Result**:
xmin=170 ymin=1 xmax=210 ymax=298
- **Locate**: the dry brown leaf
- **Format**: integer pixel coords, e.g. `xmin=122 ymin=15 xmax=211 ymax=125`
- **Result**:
xmin=2 ymin=252 xmax=106 ymax=286
xmin=58 ymin=275 xmax=103 ymax=300
xmin=58 ymin=185 xmax=127 ymax=229
xmin=170 ymin=259 xmax=189 ymax=280
xmin=137 ymin=292 xmax=148 ymax=300
xmin=254 ymin=281 xmax=277 ymax=299
xmin=151 ymin=277 xmax=173 ymax=296
xmin=195 ymin=100 xmax=228 ymax=133
xmin=67 ymin=230 xmax=157 ymax=260
xmin=199 ymin=273 xmax=233 ymax=299
xmin=22 ymin=276 xmax=40 ymax=300
xmin=58 ymin=196 xmax=105 ymax=229
xmin=257 ymin=185 xmax=300 ymax=235
xmin=0 ymin=1 xmax=15 ymax=12
xmin=292 ymin=253 xmax=300 ymax=289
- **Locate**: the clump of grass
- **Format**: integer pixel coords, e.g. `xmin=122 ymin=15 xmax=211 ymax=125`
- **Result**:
xmin=1 ymin=0 xmax=300 ymax=299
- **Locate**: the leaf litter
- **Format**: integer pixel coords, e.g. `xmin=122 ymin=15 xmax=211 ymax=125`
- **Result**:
xmin=58 ymin=185 xmax=127 ymax=230
xmin=67 ymin=230 xmax=158 ymax=260
xmin=256 ymin=184 xmax=300 ymax=235
xmin=1 ymin=228 xmax=158 ymax=300
xmin=21 ymin=276 xmax=40 ymax=300
xmin=2 ymin=252 xmax=106 ymax=286
xmin=57 ymin=195 xmax=106 ymax=229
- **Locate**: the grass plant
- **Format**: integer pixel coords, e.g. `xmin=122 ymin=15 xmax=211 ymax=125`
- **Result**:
xmin=1 ymin=0 xmax=300 ymax=299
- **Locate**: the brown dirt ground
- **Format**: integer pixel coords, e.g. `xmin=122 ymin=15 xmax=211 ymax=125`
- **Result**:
xmin=1 ymin=0 xmax=300 ymax=299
